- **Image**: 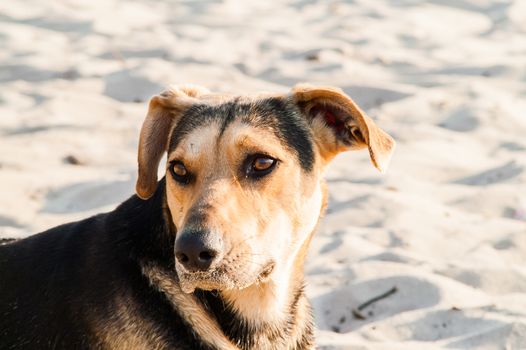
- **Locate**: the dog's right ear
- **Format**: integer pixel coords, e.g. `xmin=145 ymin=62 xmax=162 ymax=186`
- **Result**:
xmin=136 ymin=86 xmax=208 ymax=200
xmin=292 ymin=84 xmax=395 ymax=172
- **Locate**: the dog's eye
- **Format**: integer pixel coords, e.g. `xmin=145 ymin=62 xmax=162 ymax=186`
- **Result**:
xmin=172 ymin=162 xmax=187 ymax=176
xmin=170 ymin=161 xmax=191 ymax=184
xmin=253 ymin=157 xmax=275 ymax=171
xmin=245 ymin=155 xmax=277 ymax=179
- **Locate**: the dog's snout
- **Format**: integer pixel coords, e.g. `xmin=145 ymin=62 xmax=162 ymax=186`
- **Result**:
xmin=175 ymin=230 xmax=222 ymax=272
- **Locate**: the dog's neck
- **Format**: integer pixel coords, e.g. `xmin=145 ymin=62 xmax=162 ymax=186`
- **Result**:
xmin=196 ymin=237 xmax=315 ymax=350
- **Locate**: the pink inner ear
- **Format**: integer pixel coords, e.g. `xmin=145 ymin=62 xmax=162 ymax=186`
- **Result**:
xmin=323 ymin=110 xmax=346 ymax=132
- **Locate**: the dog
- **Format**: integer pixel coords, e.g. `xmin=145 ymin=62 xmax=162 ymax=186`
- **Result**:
xmin=0 ymin=84 xmax=395 ymax=349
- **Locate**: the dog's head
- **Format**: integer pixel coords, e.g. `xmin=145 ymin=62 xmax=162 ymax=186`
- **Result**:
xmin=135 ymin=84 xmax=395 ymax=294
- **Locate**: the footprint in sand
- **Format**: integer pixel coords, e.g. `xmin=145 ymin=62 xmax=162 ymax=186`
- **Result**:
xmin=399 ymin=309 xmax=505 ymax=342
xmin=0 ymin=214 xmax=24 ymax=229
xmin=452 ymin=161 xmax=523 ymax=186
xmin=313 ymin=276 xmax=440 ymax=333
xmin=438 ymin=106 xmax=479 ymax=132
xmin=341 ymin=85 xmax=412 ymax=110
xmin=42 ymin=177 xmax=134 ymax=214
xmin=103 ymin=70 xmax=164 ymax=103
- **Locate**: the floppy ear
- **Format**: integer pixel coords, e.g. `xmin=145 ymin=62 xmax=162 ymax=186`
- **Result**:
xmin=292 ymin=84 xmax=395 ymax=172
xmin=136 ymin=85 xmax=209 ymax=200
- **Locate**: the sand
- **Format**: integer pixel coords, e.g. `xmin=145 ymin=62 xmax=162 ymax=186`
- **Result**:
xmin=1 ymin=0 xmax=526 ymax=348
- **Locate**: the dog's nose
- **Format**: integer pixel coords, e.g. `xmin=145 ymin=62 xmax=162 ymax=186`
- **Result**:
xmin=175 ymin=229 xmax=222 ymax=272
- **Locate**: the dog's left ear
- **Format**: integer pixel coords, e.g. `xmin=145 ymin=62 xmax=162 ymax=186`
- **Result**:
xmin=136 ymin=85 xmax=209 ymax=200
xmin=292 ymin=84 xmax=395 ymax=172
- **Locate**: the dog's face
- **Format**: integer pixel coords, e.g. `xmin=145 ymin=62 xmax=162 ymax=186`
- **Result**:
xmin=135 ymin=85 xmax=395 ymax=294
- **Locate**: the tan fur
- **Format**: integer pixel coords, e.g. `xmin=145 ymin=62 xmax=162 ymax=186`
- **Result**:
xmin=165 ymin=119 xmax=319 ymax=295
xmin=288 ymin=294 xmax=315 ymax=350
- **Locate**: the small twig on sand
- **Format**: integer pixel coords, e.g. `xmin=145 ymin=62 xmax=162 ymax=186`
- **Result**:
xmin=352 ymin=286 xmax=398 ymax=320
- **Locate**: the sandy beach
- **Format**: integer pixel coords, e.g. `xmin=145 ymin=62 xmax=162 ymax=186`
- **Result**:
xmin=1 ymin=0 xmax=526 ymax=348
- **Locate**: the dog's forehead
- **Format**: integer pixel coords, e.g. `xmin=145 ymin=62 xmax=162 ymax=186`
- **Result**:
xmin=168 ymin=97 xmax=315 ymax=170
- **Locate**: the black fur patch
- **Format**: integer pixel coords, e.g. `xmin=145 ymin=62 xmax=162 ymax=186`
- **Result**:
xmin=168 ymin=97 xmax=315 ymax=172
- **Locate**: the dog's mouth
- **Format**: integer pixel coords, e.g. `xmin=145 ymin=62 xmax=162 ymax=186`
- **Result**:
xmin=256 ymin=261 xmax=275 ymax=282
xmin=177 ymin=261 xmax=276 ymax=294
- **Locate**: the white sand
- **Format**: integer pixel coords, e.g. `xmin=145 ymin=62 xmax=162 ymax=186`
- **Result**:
xmin=1 ymin=0 xmax=526 ymax=348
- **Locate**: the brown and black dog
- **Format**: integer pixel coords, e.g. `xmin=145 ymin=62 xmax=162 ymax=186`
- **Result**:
xmin=0 ymin=84 xmax=395 ymax=349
